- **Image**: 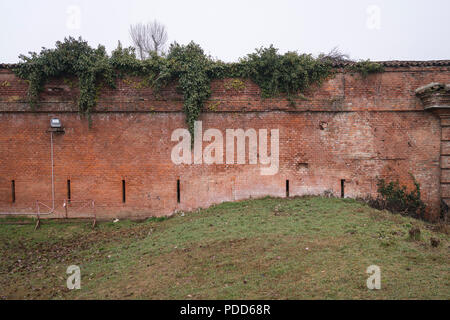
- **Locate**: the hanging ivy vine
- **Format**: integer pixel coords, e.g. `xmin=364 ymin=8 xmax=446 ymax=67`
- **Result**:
xmin=14 ymin=37 xmax=384 ymax=137
xmin=14 ymin=37 xmax=115 ymax=121
xmin=164 ymin=42 xmax=213 ymax=140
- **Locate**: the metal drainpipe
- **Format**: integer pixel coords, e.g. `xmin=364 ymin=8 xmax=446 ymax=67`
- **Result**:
xmin=50 ymin=131 xmax=55 ymax=211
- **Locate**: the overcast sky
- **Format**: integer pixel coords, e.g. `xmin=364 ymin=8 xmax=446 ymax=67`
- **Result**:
xmin=1 ymin=0 xmax=449 ymax=63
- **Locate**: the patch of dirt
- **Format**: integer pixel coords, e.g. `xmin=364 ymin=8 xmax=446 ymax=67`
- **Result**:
xmin=1 ymin=225 xmax=152 ymax=274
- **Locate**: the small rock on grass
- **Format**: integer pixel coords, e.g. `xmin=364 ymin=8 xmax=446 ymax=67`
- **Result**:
xmin=430 ymin=237 xmax=440 ymax=247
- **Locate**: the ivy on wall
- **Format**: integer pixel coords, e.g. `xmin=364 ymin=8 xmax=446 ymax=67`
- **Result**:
xmin=14 ymin=37 xmax=384 ymax=136
xmin=14 ymin=37 xmax=115 ymax=122
xmin=347 ymin=59 xmax=385 ymax=77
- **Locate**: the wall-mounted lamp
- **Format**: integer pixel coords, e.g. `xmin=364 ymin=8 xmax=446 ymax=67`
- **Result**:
xmin=48 ymin=117 xmax=65 ymax=133
xmin=50 ymin=118 xmax=62 ymax=128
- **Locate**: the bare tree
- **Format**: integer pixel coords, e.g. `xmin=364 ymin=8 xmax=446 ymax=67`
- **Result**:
xmin=129 ymin=20 xmax=168 ymax=59
xmin=147 ymin=21 xmax=168 ymax=56
xmin=129 ymin=23 xmax=148 ymax=60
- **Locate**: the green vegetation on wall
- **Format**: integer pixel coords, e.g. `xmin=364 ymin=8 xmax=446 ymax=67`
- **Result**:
xmin=14 ymin=37 xmax=384 ymax=135
xmin=347 ymin=59 xmax=385 ymax=78
xmin=14 ymin=38 xmax=116 ymax=121
xmin=366 ymin=175 xmax=426 ymax=220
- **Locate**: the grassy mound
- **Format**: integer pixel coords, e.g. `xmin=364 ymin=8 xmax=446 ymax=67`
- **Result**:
xmin=0 ymin=197 xmax=448 ymax=299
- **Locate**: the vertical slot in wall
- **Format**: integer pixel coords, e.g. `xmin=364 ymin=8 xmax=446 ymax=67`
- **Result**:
xmin=177 ymin=179 xmax=181 ymax=203
xmin=11 ymin=180 xmax=15 ymax=203
xmin=122 ymin=180 xmax=126 ymax=203
xmin=286 ymin=180 xmax=290 ymax=198
xmin=67 ymin=180 xmax=71 ymax=203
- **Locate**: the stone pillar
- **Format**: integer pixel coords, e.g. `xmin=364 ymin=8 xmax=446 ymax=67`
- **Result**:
xmin=439 ymin=117 xmax=450 ymax=207
xmin=416 ymin=83 xmax=450 ymax=219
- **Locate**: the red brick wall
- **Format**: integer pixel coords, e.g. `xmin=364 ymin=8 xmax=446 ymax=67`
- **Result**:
xmin=0 ymin=66 xmax=449 ymax=220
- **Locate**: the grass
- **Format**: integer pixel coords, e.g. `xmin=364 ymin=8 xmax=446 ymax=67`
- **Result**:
xmin=0 ymin=196 xmax=448 ymax=300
